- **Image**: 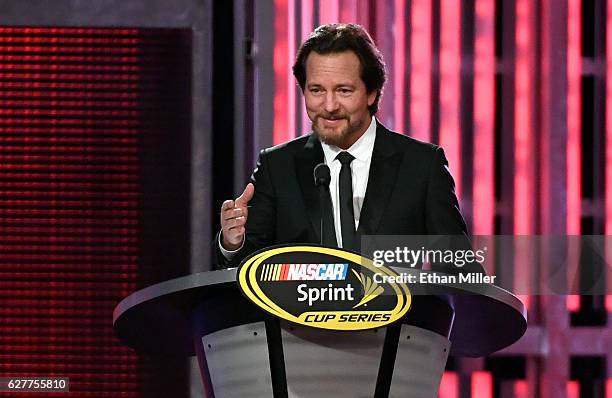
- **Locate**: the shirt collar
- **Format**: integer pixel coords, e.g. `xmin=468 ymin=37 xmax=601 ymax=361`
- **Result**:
xmin=321 ymin=116 xmax=377 ymax=165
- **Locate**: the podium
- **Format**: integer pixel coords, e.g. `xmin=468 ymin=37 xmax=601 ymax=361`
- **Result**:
xmin=113 ymin=267 xmax=526 ymax=397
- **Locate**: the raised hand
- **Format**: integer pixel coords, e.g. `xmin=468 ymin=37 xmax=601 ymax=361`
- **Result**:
xmin=220 ymin=183 xmax=255 ymax=251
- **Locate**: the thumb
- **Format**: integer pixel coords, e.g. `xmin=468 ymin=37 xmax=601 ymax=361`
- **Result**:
xmin=235 ymin=183 xmax=255 ymax=207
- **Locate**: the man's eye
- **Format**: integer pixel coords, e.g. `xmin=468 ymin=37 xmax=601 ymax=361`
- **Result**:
xmin=309 ymin=88 xmax=322 ymax=94
xmin=338 ymin=88 xmax=353 ymax=94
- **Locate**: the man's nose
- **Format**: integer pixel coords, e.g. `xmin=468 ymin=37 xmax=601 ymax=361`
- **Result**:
xmin=323 ymin=92 xmax=340 ymax=113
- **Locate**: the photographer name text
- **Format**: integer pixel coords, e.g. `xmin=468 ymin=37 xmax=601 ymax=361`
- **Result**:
xmin=374 ymin=272 xmax=496 ymax=285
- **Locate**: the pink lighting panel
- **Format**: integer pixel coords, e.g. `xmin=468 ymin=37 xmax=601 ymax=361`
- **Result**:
xmin=266 ymin=1 xmax=612 ymax=396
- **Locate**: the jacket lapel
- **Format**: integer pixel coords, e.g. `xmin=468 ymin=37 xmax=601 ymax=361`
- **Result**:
xmin=295 ymin=134 xmax=326 ymax=242
xmin=357 ymin=124 xmax=403 ymax=236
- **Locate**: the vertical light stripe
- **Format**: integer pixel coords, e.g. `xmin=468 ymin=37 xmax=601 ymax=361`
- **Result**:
xmin=301 ymin=0 xmax=314 ymax=39
xmin=410 ymin=0 xmax=432 ymax=141
xmin=513 ymin=380 xmax=528 ymax=398
xmin=566 ymin=380 xmax=579 ymax=398
xmin=273 ymin=0 xmax=290 ymax=144
xmin=355 ymin=0 xmax=370 ymax=27
xmin=566 ymin=0 xmax=582 ymax=311
xmin=566 ymin=236 xmax=582 ymax=311
xmin=606 ymin=0 xmax=612 ymax=313
xmin=566 ymin=295 xmax=580 ymax=312
xmin=513 ymin=237 xmax=534 ymax=310
xmin=473 ymin=0 xmax=495 ymax=234
xmin=471 ymin=371 xmax=493 ymax=398
xmin=339 ymin=0 xmax=358 ymax=22
xmin=319 ymin=0 xmax=339 ymax=24
xmin=287 ymin=0 xmax=297 ymax=140
xmin=439 ymin=0 xmax=462 ymax=196
xmin=514 ymin=0 xmax=535 ymax=234
xmin=299 ymin=0 xmax=314 ymax=136
xmin=567 ymin=0 xmax=581 ymax=236
xmin=393 ymin=0 xmax=406 ymax=134
xmin=513 ymin=0 xmax=536 ymax=310
xmin=439 ymin=371 xmax=458 ymax=398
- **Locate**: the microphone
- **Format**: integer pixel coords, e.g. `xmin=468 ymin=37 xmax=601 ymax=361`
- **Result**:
xmin=314 ymin=163 xmax=331 ymax=246
xmin=314 ymin=163 xmax=331 ymax=188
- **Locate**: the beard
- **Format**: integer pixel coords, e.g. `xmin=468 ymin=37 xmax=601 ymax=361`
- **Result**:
xmin=311 ymin=113 xmax=366 ymax=148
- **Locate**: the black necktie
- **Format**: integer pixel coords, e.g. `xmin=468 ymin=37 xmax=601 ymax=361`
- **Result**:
xmin=336 ymin=152 xmax=356 ymax=251
xmin=320 ymin=186 xmax=337 ymax=248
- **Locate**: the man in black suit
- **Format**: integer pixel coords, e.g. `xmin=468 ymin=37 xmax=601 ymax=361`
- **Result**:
xmin=216 ymin=23 xmax=480 ymax=273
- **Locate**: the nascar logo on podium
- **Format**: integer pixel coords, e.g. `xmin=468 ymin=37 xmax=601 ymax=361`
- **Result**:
xmin=237 ymin=245 xmax=412 ymax=331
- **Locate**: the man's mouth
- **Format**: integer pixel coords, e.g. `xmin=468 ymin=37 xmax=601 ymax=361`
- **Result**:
xmin=319 ymin=116 xmax=346 ymax=127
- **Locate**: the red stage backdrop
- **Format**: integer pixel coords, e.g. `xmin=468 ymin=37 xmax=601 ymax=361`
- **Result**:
xmin=0 ymin=27 xmax=191 ymax=397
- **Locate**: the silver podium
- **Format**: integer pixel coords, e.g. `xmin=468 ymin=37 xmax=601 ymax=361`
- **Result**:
xmin=113 ymin=268 xmax=526 ymax=398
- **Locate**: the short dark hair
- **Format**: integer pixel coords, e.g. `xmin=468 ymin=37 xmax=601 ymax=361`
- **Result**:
xmin=292 ymin=23 xmax=387 ymax=115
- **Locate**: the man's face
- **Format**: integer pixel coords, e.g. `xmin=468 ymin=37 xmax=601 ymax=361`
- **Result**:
xmin=304 ymin=51 xmax=377 ymax=149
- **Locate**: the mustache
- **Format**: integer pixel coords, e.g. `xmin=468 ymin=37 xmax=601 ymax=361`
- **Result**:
xmin=316 ymin=113 xmax=347 ymax=120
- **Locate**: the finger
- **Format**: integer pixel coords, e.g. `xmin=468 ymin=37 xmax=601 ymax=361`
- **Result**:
xmin=221 ymin=207 xmax=232 ymax=223
xmin=235 ymin=183 xmax=255 ymax=207
xmin=221 ymin=208 xmax=243 ymax=221
xmin=226 ymin=216 xmax=246 ymax=229
xmin=224 ymin=207 xmax=247 ymax=224
xmin=221 ymin=200 xmax=234 ymax=211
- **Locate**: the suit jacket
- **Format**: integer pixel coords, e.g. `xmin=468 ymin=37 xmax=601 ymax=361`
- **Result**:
xmin=215 ymin=123 xmax=482 ymax=273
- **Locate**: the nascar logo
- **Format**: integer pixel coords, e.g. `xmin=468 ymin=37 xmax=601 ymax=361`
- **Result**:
xmin=238 ymin=246 xmax=412 ymax=331
xmin=260 ymin=263 xmax=348 ymax=281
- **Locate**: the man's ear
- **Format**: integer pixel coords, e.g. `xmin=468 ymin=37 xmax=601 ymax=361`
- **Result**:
xmin=367 ymin=90 xmax=377 ymax=106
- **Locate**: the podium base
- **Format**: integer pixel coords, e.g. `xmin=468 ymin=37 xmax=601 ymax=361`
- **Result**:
xmin=198 ymin=321 xmax=450 ymax=398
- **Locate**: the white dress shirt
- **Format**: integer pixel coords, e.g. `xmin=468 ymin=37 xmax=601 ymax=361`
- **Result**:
xmin=321 ymin=116 xmax=376 ymax=248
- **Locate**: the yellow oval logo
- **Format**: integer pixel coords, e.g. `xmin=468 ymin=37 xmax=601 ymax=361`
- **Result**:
xmin=237 ymin=245 xmax=411 ymax=331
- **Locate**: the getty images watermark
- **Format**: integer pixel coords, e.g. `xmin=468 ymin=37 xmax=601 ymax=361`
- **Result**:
xmin=359 ymin=235 xmax=612 ymax=295
xmin=371 ymin=245 xmax=487 ymax=268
